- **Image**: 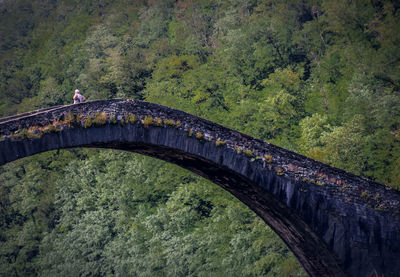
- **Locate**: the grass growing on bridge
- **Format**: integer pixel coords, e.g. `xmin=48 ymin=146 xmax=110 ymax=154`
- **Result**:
xmin=64 ymin=112 xmax=77 ymax=125
xmin=110 ymin=116 xmax=117 ymax=124
xmin=164 ymin=119 xmax=176 ymax=126
xmin=195 ymin=131 xmax=204 ymax=141
xmin=154 ymin=118 xmax=163 ymax=126
xmin=143 ymin=116 xmax=154 ymax=128
xmin=93 ymin=112 xmax=108 ymax=126
xmin=8 ymin=123 xmax=62 ymax=140
xmin=142 ymin=116 xmax=182 ymax=129
xmin=84 ymin=117 xmax=93 ymax=128
xmin=243 ymin=149 xmax=254 ymax=157
xmin=127 ymin=114 xmax=136 ymax=124
xmin=215 ymin=139 xmax=226 ymax=146
xmin=276 ymin=168 xmax=284 ymax=176
xmin=264 ymin=154 xmax=273 ymax=163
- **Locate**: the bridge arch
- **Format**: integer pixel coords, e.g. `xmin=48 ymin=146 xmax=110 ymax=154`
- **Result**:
xmin=0 ymin=100 xmax=399 ymax=277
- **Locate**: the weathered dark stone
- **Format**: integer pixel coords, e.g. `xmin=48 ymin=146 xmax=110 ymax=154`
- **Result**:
xmin=0 ymin=99 xmax=399 ymax=277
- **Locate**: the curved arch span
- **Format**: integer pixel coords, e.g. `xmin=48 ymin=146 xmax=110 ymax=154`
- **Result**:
xmin=1 ymin=100 xmax=399 ymax=277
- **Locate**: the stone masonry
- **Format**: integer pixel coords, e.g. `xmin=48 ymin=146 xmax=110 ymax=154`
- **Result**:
xmin=0 ymin=99 xmax=399 ymax=276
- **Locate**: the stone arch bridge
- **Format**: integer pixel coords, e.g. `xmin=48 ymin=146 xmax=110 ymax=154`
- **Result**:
xmin=0 ymin=100 xmax=399 ymax=277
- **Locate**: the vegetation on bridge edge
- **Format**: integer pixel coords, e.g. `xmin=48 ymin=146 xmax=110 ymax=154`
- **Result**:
xmin=1 ymin=0 xmax=400 ymax=275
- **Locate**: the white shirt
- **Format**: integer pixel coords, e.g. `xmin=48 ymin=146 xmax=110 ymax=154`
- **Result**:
xmin=74 ymin=93 xmax=84 ymax=104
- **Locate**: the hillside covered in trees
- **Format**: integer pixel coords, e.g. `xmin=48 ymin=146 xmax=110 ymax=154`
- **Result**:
xmin=0 ymin=0 xmax=399 ymax=275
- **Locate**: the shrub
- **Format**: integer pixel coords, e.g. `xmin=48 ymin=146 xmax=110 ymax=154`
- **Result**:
xmin=215 ymin=140 xmax=226 ymax=147
xmin=243 ymin=149 xmax=254 ymax=157
xmin=75 ymin=114 xmax=84 ymax=126
xmin=175 ymin=120 xmax=181 ymax=127
xmin=27 ymin=126 xmax=43 ymax=139
xmin=154 ymin=118 xmax=163 ymax=126
xmin=110 ymin=115 xmax=117 ymax=124
xmin=276 ymin=168 xmax=284 ymax=176
xmin=143 ymin=116 xmax=154 ymax=128
xmin=93 ymin=112 xmax=108 ymax=126
xmin=164 ymin=119 xmax=176 ymax=126
xmin=264 ymin=154 xmax=273 ymax=163
xmin=84 ymin=117 xmax=93 ymax=128
xmin=128 ymin=114 xmax=136 ymax=124
xmin=195 ymin=132 xmax=203 ymax=140
xmin=43 ymin=124 xmax=61 ymax=133
xmin=52 ymin=114 xmax=76 ymax=129
xmin=65 ymin=112 xmax=76 ymax=125
xmin=17 ymin=129 xmax=29 ymax=139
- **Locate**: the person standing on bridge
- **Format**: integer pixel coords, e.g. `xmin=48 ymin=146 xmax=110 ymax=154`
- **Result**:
xmin=73 ymin=89 xmax=86 ymax=104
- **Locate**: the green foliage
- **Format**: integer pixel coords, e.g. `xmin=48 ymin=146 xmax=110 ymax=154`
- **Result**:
xmin=42 ymin=124 xmax=61 ymax=134
xmin=110 ymin=115 xmax=117 ymax=124
xmin=142 ymin=116 xmax=154 ymax=128
xmin=298 ymin=113 xmax=331 ymax=161
xmin=0 ymin=150 xmax=303 ymax=276
xmin=320 ymin=115 xmax=368 ymax=176
xmin=127 ymin=114 xmax=136 ymax=124
xmin=276 ymin=168 xmax=284 ymax=176
xmin=195 ymin=131 xmax=203 ymax=140
xmin=215 ymin=139 xmax=226 ymax=147
xmin=83 ymin=117 xmax=93 ymax=128
xmin=0 ymin=150 xmax=83 ymax=276
xmin=264 ymin=155 xmax=273 ymax=164
xmin=1 ymin=0 xmax=400 ymax=275
xmin=93 ymin=112 xmax=108 ymax=126
xmin=164 ymin=119 xmax=176 ymax=126
xmin=243 ymin=149 xmax=254 ymax=157
xmin=154 ymin=117 xmax=163 ymax=126
xmin=64 ymin=112 xmax=77 ymax=125
xmin=9 ymin=128 xmax=40 ymax=140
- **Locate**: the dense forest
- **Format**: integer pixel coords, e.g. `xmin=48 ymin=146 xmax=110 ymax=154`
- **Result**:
xmin=0 ymin=0 xmax=399 ymax=275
